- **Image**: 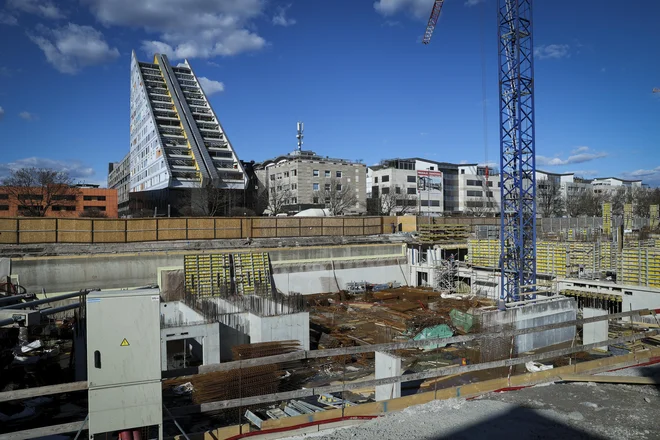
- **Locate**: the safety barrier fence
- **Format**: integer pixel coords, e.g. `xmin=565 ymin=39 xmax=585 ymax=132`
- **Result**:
xmin=0 ymin=216 xmax=395 ymax=244
xmin=1 ymin=307 xmax=658 ymax=440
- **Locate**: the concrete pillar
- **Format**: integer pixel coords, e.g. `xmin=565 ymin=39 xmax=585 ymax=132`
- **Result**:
xmin=583 ymin=307 xmax=608 ymax=351
xmin=375 ymin=351 xmax=402 ymax=401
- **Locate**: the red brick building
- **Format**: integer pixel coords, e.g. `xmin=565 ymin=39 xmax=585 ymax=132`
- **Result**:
xmin=0 ymin=185 xmax=118 ymax=218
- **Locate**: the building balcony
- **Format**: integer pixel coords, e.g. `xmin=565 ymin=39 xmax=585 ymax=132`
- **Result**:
xmin=176 ymin=74 xmax=195 ymax=81
xmin=152 ymin=102 xmax=174 ymax=111
xmin=187 ymin=99 xmax=206 ymax=107
xmin=161 ymin=132 xmax=186 ymax=140
xmin=198 ymin=125 xmax=219 ymax=132
xmin=194 ymin=115 xmax=215 ymax=123
xmin=150 ymin=94 xmax=172 ymax=103
xmin=154 ymin=113 xmax=178 ymax=121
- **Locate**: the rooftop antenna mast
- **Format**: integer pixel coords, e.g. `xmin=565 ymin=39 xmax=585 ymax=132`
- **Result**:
xmin=296 ymin=121 xmax=304 ymax=152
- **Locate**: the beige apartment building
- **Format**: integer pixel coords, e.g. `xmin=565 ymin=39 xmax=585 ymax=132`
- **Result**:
xmin=254 ymin=150 xmax=367 ymax=215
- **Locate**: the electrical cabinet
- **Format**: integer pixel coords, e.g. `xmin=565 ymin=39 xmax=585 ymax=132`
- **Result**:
xmin=86 ymin=289 xmax=162 ymax=438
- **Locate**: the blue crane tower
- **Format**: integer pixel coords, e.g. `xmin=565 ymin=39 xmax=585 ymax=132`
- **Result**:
xmin=423 ymin=0 xmax=537 ymax=303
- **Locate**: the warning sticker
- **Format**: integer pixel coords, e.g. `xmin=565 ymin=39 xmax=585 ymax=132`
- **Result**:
xmin=120 ymin=338 xmax=130 ymax=347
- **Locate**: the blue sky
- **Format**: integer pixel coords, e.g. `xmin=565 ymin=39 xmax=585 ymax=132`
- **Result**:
xmin=0 ymin=0 xmax=658 ymax=187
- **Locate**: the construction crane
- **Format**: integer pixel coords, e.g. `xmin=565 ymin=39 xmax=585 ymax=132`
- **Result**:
xmin=423 ymin=0 xmax=537 ymax=303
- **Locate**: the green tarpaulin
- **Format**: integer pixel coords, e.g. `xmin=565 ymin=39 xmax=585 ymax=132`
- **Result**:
xmin=413 ymin=324 xmax=454 ymax=351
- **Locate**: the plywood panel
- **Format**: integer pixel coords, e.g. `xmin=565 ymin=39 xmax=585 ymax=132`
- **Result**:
xmin=277 ymin=227 xmax=301 ymax=237
xmin=364 ymin=217 xmax=382 ymax=226
xmin=127 ymin=219 xmax=157 ymax=242
xmin=252 ymin=218 xmax=277 ymax=228
xmin=157 ymin=219 xmax=187 ymax=241
xmin=306 ymin=227 xmax=323 ymax=236
xmin=322 ymin=227 xmax=343 ymax=236
xmin=215 ymin=218 xmax=242 ymax=239
xmin=364 ymin=226 xmax=382 ymax=235
xmin=382 ymin=216 xmax=396 ymax=233
xmin=323 ymin=218 xmax=343 ymax=227
xmin=188 ymin=218 xmax=214 ymax=240
xmin=252 ymin=227 xmax=277 ymax=238
xmin=397 ymin=216 xmax=417 ymax=232
xmin=344 ymin=218 xmax=363 ymax=227
xmin=344 ymin=226 xmax=364 ymax=236
xmin=93 ymin=219 xmax=126 ymax=243
xmin=57 ymin=219 xmax=92 ymax=243
xmin=0 ymin=218 xmax=18 ymax=244
xmin=277 ymin=218 xmax=300 ymax=228
xmin=19 ymin=218 xmax=56 ymax=244
xmin=300 ymin=218 xmax=322 ymax=227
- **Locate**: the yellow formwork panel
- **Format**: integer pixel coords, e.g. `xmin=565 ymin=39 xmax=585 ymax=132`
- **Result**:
xmin=233 ymin=252 xmax=272 ymax=296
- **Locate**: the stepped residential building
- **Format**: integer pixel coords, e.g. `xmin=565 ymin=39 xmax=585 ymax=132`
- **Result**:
xmin=108 ymin=52 xmax=247 ymax=216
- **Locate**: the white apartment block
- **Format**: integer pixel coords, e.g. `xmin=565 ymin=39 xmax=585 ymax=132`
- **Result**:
xmin=457 ymin=164 xmax=501 ymax=215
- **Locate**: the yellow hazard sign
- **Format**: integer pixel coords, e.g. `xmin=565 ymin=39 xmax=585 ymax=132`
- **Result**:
xmin=120 ymin=338 xmax=130 ymax=347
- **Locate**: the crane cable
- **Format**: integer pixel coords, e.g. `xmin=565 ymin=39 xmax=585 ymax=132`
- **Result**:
xmin=478 ymin=1 xmax=491 ymax=199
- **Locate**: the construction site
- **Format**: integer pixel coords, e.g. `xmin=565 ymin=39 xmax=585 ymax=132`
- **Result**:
xmin=1 ymin=0 xmax=659 ymax=439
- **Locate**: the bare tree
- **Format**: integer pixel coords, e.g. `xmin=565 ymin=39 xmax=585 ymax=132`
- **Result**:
xmin=313 ymin=179 xmax=358 ymax=215
xmin=1 ymin=167 xmax=79 ymax=217
xmin=565 ymin=189 xmax=602 ymax=217
xmin=537 ymin=179 xmax=564 ymax=217
xmin=79 ymin=207 xmax=107 ymax=218
xmin=264 ymin=186 xmax=292 ymax=215
xmin=373 ymin=190 xmax=417 ymax=215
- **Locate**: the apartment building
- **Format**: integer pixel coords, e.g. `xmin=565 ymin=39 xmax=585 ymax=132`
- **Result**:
xmin=457 ymin=164 xmax=501 ymax=215
xmin=591 ymin=177 xmax=643 ymax=195
xmin=108 ymin=51 xmax=247 ymax=215
xmin=254 ymin=150 xmax=366 ymax=215
xmin=367 ymin=159 xmax=444 ymax=215
xmin=0 ymin=185 xmax=118 ymax=218
xmin=108 ymin=152 xmax=130 ymax=216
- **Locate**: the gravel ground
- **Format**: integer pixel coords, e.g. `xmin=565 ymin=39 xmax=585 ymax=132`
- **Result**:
xmin=282 ymin=364 xmax=660 ymax=440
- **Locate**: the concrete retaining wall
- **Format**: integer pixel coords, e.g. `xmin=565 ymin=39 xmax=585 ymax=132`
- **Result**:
xmin=11 ymin=243 xmax=407 ymax=293
xmin=479 ymin=297 xmax=577 ymax=353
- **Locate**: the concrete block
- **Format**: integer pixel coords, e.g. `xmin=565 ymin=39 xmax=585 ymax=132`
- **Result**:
xmin=583 ymin=307 xmax=608 ymax=351
xmin=375 ymin=351 xmax=402 ymax=401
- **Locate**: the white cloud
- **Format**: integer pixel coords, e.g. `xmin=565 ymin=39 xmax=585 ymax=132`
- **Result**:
xmin=0 ymin=11 xmax=18 ymax=25
xmin=621 ymin=166 xmax=660 ymax=186
xmin=82 ymin=0 xmax=267 ymax=60
xmin=534 ymin=44 xmax=570 ymax=60
xmin=537 ymin=147 xmax=607 ymax=166
xmin=0 ymin=106 xmax=4 ymax=120
xmin=18 ymin=111 xmax=37 ymax=121
xmin=0 ymin=157 xmax=96 ymax=181
xmin=198 ymin=76 xmax=225 ymax=96
xmin=464 ymin=0 xmax=485 ymax=6
xmin=7 ymin=0 xmax=65 ymax=19
xmin=28 ymin=23 xmax=120 ymax=74
xmin=373 ymin=0 xmax=435 ymax=20
xmin=383 ymin=20 xmax=401 ymax=27
xmin=272 ymin=4 xmax=296 ymax=27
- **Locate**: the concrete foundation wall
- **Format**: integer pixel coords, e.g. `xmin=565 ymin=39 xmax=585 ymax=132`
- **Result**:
xmin=248 ymin=313 xmax=310 ymax=350
xmin=12 ymin=243 xmax=406 ymax=293
xmin=583 ymin=307 xmax=608 ymax=350
xmin=479 ymin=297 xmax=577 ymax=353
xmin=375 ymin=352 xmax=402 ymax=401
xmin=558 ymin=279 xmax=660 ymax=314
xmin=273 ymin=259 xmax=409 ymax=294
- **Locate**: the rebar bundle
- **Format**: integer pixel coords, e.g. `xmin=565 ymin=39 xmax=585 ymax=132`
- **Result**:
xmin=232 ymin=340 xmax=301 ymax=361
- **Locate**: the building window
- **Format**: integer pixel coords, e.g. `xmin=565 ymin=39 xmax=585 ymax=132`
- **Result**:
xmin=382 ymin=187 xmax=390 ymax=195
xmin=461 ymin=169 xmax=465 ymax=174
xmin=336 ymin=184 xmax=342 ymax=191
xmin=291 ymin=183 xmax=297 ymax=190
xmin=313 ymin=197 xmax=319 ymax=204
xmin=292 ymin=197 xmax=297 ymax=204
xmin=336 ymin=171 xmax=342 ymax=178
xmin=395 ymin=186 xmax=401 ymax=194
xmin=84 ymin=206 xmax=106 ymax=211
xmin=407 ymin=187 xmax=416 ymax=195
xmin=313 ymin=183 xmax=319 ymax=191
xmin=486 ymin=191 xmax=494 ymax=197
xmin=270 ymin=175 xmax=275 ymax=180
xmin=382 ymin=175 xmax=390 ymax=183
xmin=325 ymin=184 xmax=331 ymax=191
xmin=0 ymin=194 xmax=8 ymax=200
xmin=467 ymin=180 xmax=481 ymax=186
xmin=0 ymin=205 xmax=8 ymax=210
xmin=313 ymin=170 xmax=319 ymax=177
xmin=292 ymin=170 xmax=297 ymax=176
xmin=374 ymin=177 xmax=378 ymax=183
xmin=467 ymin=190 xmax=483 ymax=197
xmin=407 ymin=175 xmax=416 ymax=183
xmin=284 ymin=171 xmax=289 ymax=177
xmin=324 ymin=170 xmax=331 ymax=178
xmin=431 ymin=200 xmax=440 ymax=207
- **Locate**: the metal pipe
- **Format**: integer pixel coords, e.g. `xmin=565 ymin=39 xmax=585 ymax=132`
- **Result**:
xmin=0 ymin=291 xmax=85 ymax=310
xmin=0 ymin=317 xmax=16 ymax=327
xmin=40 ymin=302 xmax=81 ymax=316
xmin=0 ymin=294 xmax=35 ymax=306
